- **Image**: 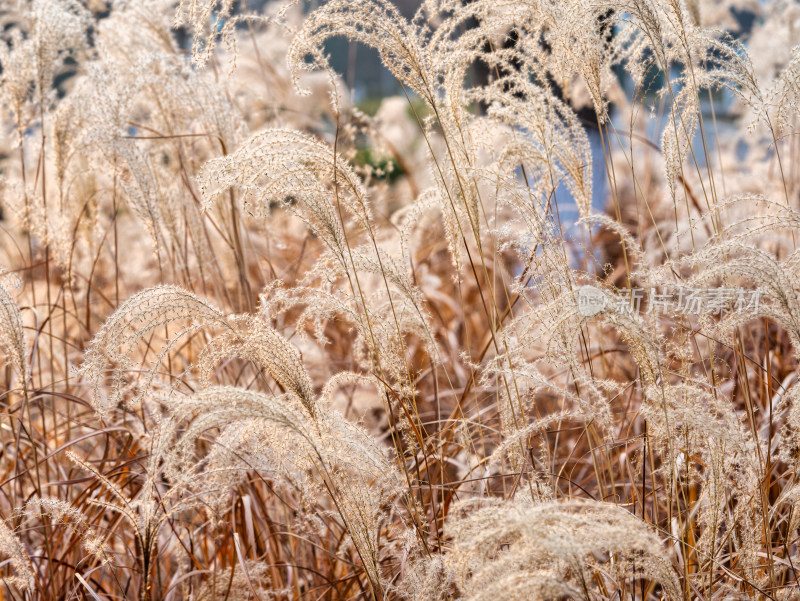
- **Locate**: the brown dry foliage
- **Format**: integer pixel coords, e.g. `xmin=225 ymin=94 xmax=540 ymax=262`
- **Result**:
xmin=0 ymin=0 xmax=800 ymax=599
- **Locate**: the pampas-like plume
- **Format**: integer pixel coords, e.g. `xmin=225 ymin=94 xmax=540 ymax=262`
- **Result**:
xmin=0 ymin=275 xmax=28 ymax=381
xmin=0 ymin=517 xmax=34 ymax=592
xmin=78 ymin=285 xmax=229 ymax=416
xmin=26 ymin=497 xmax=110 ymax=565
xmin=193 ymin=560 xmax=276 ymax=601
xmin=196 ymin=313 xmax=317 ymax=415
xmin=774 ymin=45 xmax=800 ymax=133
xmin=288 ymin=0 xmax=435 ymax=104
xmin=405 ymin=498 xmax=681 ymax=601
xmin=199 ymin=128 xmax=372 ymax=266
xmin=688 ymin=241 xmax=800 ymax=356
xmin=163 ymin=385 xmax=404 ymax=597
xmin=30 ymin=0 xmax=91 ymax=99
xmin=0 ymin=30 xmax=35 ymax=137
xmin=79 ymin=284 xmax=322 ymax=417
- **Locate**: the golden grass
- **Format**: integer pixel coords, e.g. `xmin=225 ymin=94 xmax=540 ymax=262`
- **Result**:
xmin=0 ymin=0 xmax=800 ymax=599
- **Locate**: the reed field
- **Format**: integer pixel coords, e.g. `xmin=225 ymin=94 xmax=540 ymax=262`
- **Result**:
xmin=2 ymin=0 xmax=800 ymax=599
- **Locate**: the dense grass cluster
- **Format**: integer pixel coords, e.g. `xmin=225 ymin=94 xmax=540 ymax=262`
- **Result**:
xmin=2 ymin=0 xmax=800 ymax=599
